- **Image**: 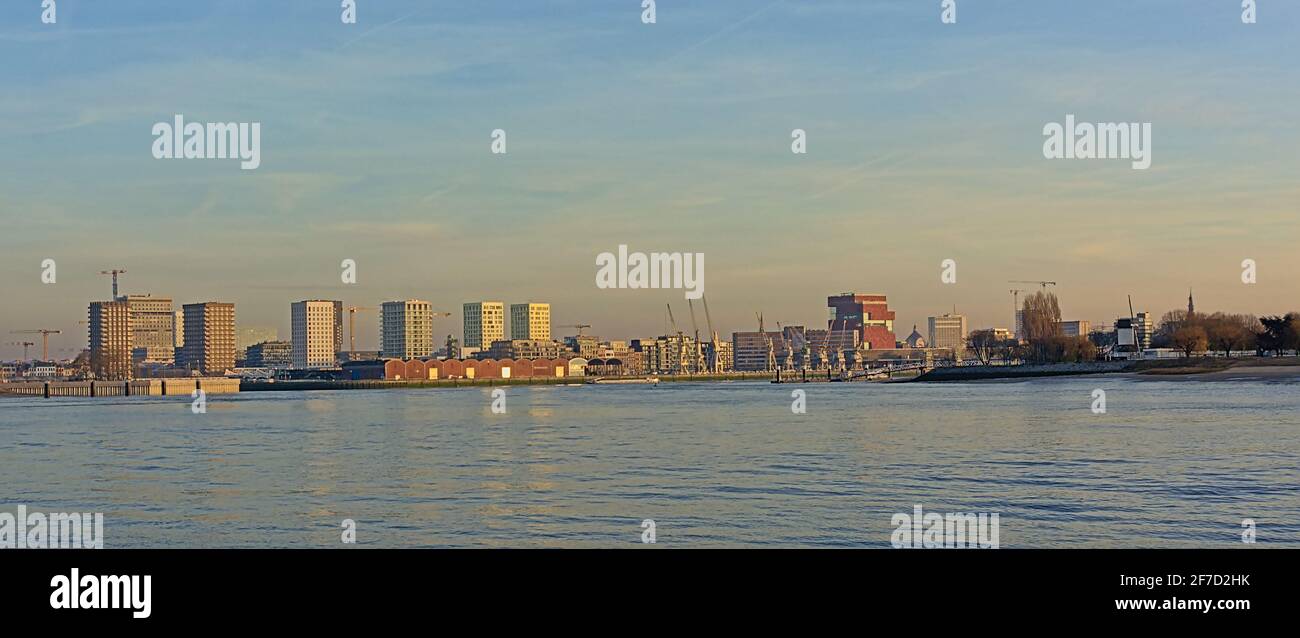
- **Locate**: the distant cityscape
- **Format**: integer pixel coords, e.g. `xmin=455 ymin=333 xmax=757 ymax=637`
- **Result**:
xmin=3 ymin=279 xmax=1173 ymax=383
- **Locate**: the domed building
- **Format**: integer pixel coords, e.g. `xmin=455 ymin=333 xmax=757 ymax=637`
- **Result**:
xmin=903 ymin=325 xmax=926 ymax=349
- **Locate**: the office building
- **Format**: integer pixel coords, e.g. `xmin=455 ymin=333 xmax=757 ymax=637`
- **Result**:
xmin=509 ymin=302 xmax=551 ymax=340
xmin=381 ymin=300 xmax=433 ymax=359
xmin=827 ymin=293 xmax=896 ymax=350
xmin=1058 ymin=320 xmax=1091 ymax=338
xmin=89 ymin=300 xmax=133 ymax=380
xmin=120 ymin=294 xmax=175 ymax=364
xmin=292 ymin=300 xmax=343 ymax=369
xmin=927 ymin=313 xmax=967 ymax=351
xmin=463 ymin=301 xmax=505 ymax=349
xmin=245 ymin=341 xmax=293 ymax=369
xmin=487 ymin=339 xmax=564 ymax=360
xmin=179 ymin=302 xmax=236 ymax=375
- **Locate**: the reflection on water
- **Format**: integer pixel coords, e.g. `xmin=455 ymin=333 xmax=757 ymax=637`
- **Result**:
xmin=2 ymin=376 xmax=1298 ymax=547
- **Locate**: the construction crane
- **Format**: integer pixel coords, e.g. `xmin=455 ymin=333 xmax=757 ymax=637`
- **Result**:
xmin=11 ymin=329 xmax=61 ymax=361
xmin=559 ymin=324 xmax=591 ymax=336
xmin=1008 ymin=288 xmax=1025 ymax=340
xmin=99 ymin=269 xmax=127 ymax=298
xmin=8 ymin=341 xmax=35 ymax=361
xmin=1009 ymin=280 xmax=1057 ymax=290
xmin=344 ymin=306 xmax=376 ymax=355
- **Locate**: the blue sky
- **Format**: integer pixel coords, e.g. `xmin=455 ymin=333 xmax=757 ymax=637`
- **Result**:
xmin=2 ymin=1 xmax=1298 ymax=355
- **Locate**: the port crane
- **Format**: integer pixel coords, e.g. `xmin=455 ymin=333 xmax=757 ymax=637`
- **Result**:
xmin=702 ymin=296 xmax=718 ymax=373
xmin=11 ymin=329 xmax=61 ymax=361
xmin=665 ymin=304 xmax=690 ymax=374
xmin=99 ymin=269 xmax=127 ymax=298
xmin=756 ymin=312 xmax=776 ymax=373
xmin=687 ymin=299 xmax=705 ymax=374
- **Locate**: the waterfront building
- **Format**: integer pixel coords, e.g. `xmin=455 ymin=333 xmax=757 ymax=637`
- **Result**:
xmin=1135 ymin=312 xmax=1154 ymax=349
xmin=245 ymin=341 xmax=293 ymax=369
xmin=487 ymin=339 xmax=564 ymax=360
xmin=731 ymin=330 xmax=788 ymax=372
xmin=463 ymin=301 xmax=505 ymax=349
xmin=1058 ymin=320 xmax=1091 ymax=338
xmin=927 ymin=314 xmax=967 ymax=351
xmin=120 ymin=294 xmax=175 ymax=364
xmin=89 ymin=299 xmax=133 ymax=380
xmin=509 ymin=303 xmax=551 ymax=340
xmin=903 ymin=325 xmax=927 ymax=349
xmin=563 ymin=334 xmax=600 ymax=359
xmin=381 ymin=300 xmax=433 ymax=359
xmin=703 ymin=340 xmax=733 ymax=372
xmin=292 ymin=300 xmax=344 ymax=369
xmin=828 ymin=293 xmax=896 ymax=350
xmin=173 ymin=310 xmax=185 ymax=348
xmin=179 ymin=302 xmax=236 ymax=375
xmin=992 ymin=328 xmax=1015 ymax=342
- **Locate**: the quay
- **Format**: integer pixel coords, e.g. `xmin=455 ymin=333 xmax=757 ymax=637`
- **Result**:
xmin=0 ymin=377 xmax=240 ymax=398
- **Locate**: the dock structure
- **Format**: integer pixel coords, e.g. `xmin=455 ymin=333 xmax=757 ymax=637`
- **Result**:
xmin=0 ymin=377 xmax=240 ymax=398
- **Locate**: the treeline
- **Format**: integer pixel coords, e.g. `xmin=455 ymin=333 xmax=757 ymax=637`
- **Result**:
xmin=965 ymin=291 xmax=1298 ymax=364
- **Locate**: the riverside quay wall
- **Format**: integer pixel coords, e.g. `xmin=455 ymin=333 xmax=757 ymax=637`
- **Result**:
xmin=0 ymin=377 xmax=241 ymax=398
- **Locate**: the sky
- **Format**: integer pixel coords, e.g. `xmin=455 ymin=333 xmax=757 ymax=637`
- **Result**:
xmin=1 ymin=0 xmax=1298 ymax=357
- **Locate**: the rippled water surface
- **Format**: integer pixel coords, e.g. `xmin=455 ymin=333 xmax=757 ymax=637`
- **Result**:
xmin=3 ymin=376 xmax=1298 ymax=547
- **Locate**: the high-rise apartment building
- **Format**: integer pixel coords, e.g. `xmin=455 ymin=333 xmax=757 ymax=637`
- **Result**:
xmin=292 ymin=300 xmax=343 ymax=368
xmin=827 ymin=293 xmax=896 ymax=350
xmin=927 ymin=313 xmax=967 ymax=351
xmin=381 ymin=300 xmax=433 ymax=358
xmin=1134 ymin=312 xmax=1154 ymax=350
xmin=89 ymin=300 xmax=132 ymax=380
xmin=463 ymin=301 xmax=505 ymax=349
xmin=179 ymin=302 xmax=236 ymax=375
xmin=173 ymin=310 xmax=185 ymax=349
xmin=509 ymin=302 xmax=551 ymax=340
xmin=120 ymin=294 xmax=175 ymax=364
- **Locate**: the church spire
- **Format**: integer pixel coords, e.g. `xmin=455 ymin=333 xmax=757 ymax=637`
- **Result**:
xmin=1187 ymin=288 xmax=1195 ymax=316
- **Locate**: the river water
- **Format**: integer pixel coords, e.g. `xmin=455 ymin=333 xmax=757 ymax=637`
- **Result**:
xmin=2 ymin=376 xmax=1297 ymax=547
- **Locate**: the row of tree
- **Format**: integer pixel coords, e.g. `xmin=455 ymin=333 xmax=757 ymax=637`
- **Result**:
xmin=966 ymin=291 xmax=1300 ymax=364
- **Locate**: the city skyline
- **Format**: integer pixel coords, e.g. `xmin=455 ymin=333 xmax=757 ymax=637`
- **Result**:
xmin=3 ymin=1 xmax=1298 ymax=358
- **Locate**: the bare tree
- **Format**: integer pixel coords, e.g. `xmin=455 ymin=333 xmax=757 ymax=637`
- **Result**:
xmin=1021 ymin=291 xmax=1062 ymax=362
xmin=1171 ymin=325 xmax=1208 ymax=358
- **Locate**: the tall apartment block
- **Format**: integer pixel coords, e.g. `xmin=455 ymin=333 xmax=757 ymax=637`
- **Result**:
xmin=173 ymin=310 xmax=185 ymax=349
xmin=509 ymin=302 xmax=551 ymax=340
xmin=88 ymin=300 xmax=133 ymax=380
xmin=927 ymin=313 xmax=968 ymax=351
xmin=827 ymin=293 xmax=896 ymax=350
xmin=463 ymin=301 xmax=505 ymax=349
xmin=120 ymin=294 xmax=175 ymax=364
xmin=179 ymin=302 xmax=236 ymax=375
xmin=381 ymin=300 xmax=433 ymax=359
xmin=292 ymin=300 xmax=344 ymax=369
